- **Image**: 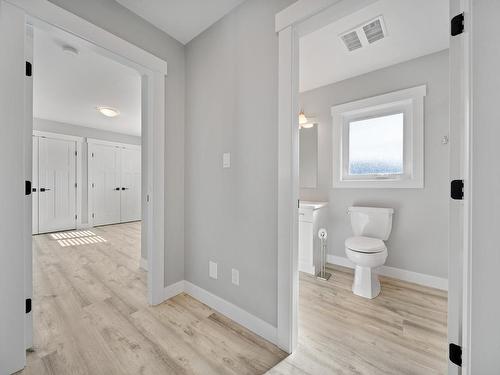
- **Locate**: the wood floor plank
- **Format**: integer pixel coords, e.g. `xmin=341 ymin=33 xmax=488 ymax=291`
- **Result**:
xmin=20 ymin=222 xmax=446 ymax=375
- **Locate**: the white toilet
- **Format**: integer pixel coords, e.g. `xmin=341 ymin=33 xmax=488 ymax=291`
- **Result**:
xmin=345 ymin=206 xmax=394 ymax=299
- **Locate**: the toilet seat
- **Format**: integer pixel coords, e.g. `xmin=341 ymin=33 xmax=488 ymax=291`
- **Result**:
xmin=345 ymin=236 xmax=386 ymax=254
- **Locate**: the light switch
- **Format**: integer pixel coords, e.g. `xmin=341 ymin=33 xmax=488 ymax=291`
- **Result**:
xmin=223 ymin=152 xmax=230 ymax=168
xmin=232 ymin=268 xmax=239 ymax=286
xmin=209 ymin=261 xmax=218 ymax=280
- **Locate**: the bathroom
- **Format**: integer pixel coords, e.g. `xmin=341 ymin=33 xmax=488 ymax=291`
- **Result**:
xmin=296 ymin=0 xmax=450 ymax=372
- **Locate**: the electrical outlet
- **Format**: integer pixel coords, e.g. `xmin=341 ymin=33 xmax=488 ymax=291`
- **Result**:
xmin=209 ymin=261 xmax=218 ymax=280
xmin=232 ymin=268 xmax=239 ymax=286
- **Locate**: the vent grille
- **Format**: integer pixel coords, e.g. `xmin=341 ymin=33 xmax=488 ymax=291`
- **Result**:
xmin=341 ymin=31 xmax=362 ymax=51
xmin=339 ymin=16 xmax=386 ymax=52
xmin=363 ymin=18 xmax=385 ymax=44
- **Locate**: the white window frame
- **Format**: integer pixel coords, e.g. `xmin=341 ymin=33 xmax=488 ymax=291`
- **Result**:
xmin=331 ymin=85 xmax=426 ymax=188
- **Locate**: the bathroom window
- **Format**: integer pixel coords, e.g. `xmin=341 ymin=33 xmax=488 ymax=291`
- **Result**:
xmin=331 ymin=85 xmax=426 ymax=188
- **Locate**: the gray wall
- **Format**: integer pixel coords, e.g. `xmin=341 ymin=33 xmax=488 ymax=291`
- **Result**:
xmin=49 ymin=0 xmax=185 ymax=285
xmin=34 ymin=117 xmax=141 ymax=225
xmin=185 ymin=0 xmax=295 ymax=326
xmin=299 ymin=50 xmax=450 ymax=279
xmin=470 ymin=1 xmax=500 ymax=372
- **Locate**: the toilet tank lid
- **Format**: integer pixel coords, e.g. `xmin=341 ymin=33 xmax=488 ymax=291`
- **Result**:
xmin=348 ymin=206 xmax=394 ymax=214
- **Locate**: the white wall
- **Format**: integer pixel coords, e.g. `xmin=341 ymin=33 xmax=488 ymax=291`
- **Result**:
xmin=48 ymin=0 xmax=185 ymax=286
xmin=185 ymin=0 xmax=295 ymax=326
xmin=299 ymin=50 xmax=450 ymax=279
xmin=34 ymin=117 xmax=141 ymax=225
xmin=469 ymin=1 xmax=500 ymax=372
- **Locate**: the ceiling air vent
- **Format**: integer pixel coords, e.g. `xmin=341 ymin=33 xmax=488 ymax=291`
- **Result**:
xmin=339 ymin=16 xmax=387 ymax=52
xmin=362 ymin=17 xmax=385 ymax=44
xmin=340 ymin=30 xmax=362 ymax=52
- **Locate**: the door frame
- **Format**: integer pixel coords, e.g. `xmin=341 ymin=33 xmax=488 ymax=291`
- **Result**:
xmin=3 ymin=0 xmax=167 ymax=355
xmin=275 ymin=3 xmax=472 ymax=373
xmin=87 ymin=138 xmax=141 ymax=227
xmin=33 ymin=130 xmax=83 ymax=230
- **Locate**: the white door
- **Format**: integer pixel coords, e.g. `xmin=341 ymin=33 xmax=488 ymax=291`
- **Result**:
xmin=0 ymin=1 xmax=27 ymax=373
xmin=32 ymin=136 xmax=39 ymax=235
xmin=90 ymin=144 xmax=121 ymax=226
xmin=38 ymin=137 xmax=77 ymax=233
xmin=120 ymin=148 xmax=141 ymax=222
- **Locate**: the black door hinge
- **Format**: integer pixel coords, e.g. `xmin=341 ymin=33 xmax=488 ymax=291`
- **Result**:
xmin=25 ymin=61 xmax=32 ymax=77
xmin=25 ymin=180 xmax=32 ymax=196
xmin=451 ymin=13 xmax=464 ymax=36
xmin=451 ymin=179 xmax=464 ymax=200
xmin=449 ymin=343 xmax=462 ymax=367
xmin=26 ymin=298 xmax=32 ymax=314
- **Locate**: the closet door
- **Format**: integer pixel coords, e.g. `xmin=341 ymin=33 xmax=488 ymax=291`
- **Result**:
xmin=120 ymin=148 xmax=141 ymax=222
xmin=90 ymin=144 xmax=121 ymax=226
xmin=38 ymin=137 xmax=77 ymax=233
xmin=32 ymin=136 xmax=39 ymax=235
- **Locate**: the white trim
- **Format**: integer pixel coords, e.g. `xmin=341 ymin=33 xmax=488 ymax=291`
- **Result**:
xmin=331 ymin=85 xmax=426 ymax=189
xmin=184 ymin=282 xmax=279 ymax=347
xmin=299 ymin=262 xmax=315 ymax=276
xmin=327 ymin=255 xmax=448 ymax=291
xmin=33 ymin=130 xmax=84 ymax=142
xmin=140 ymin=257 xmax=148 ymax=271
xmin=6 ymin=0 xmax=167 ymax=75
xmin=163 ymin=280 xmax=184 ymax=300
xmin=75 ymin=141 xmax=83 ymax=228
xmin=277 ymin=26 xmax=300 ymax=353
xmin=275 ymin=0 xmax=338 ymax=32
xmin=87 ymin=138 xmax=141 ymax=150
xmin=12 ymin=0 xmax=167 ymax=309
xmin=276 ymin=0 xmax=464 ymax=358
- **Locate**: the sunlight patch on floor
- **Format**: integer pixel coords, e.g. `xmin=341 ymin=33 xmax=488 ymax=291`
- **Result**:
xmin=50 ymin=230 xmax=107 ymax=247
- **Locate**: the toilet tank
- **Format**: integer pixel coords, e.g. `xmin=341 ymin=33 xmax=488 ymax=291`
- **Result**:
xmin=348 ymin=206 xmax=394 ymax=240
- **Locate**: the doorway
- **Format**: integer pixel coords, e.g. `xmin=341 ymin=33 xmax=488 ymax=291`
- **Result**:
xmin=0 ymin=1 xmax=167 ymax=372
xmin=276 ymin=0 xmax=469 ymax=373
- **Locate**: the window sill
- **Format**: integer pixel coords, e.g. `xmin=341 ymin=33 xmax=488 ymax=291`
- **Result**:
xmin=333 ymin=177 xmax=423 ymax=189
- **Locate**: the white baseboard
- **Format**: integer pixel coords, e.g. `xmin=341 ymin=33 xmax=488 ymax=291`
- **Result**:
xmin=299 ymin=262 xmax=315 ymax=275
xmin=172 ymin=281 xmax=279 ymax=346
xmin=163 ymin=280 xmax=185 ymax=300
xmin=327 ymin=255 xmax=448 ymax=291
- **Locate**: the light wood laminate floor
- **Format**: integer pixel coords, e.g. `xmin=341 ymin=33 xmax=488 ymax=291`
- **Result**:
xmin=20 ymin=222 xmax=447 ymax=374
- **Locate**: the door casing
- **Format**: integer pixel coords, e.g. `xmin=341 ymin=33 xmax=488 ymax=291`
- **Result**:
xmin=275 ymin=4 xmax=472 ymax=374
xmin=0 ymin=0 xmax=168 ymax=371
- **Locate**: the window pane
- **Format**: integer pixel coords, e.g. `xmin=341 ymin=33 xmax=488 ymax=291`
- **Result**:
xmin=348 ymin=113 xmax=404 ymax=175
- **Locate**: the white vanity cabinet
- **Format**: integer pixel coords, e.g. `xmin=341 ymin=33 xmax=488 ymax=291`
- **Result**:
xmin=298 ymin=201 xmax=328 ymax=275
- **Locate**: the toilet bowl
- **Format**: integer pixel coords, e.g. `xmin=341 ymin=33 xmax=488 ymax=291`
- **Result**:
xmin=345 ymin=207 xmax=394 ymax=299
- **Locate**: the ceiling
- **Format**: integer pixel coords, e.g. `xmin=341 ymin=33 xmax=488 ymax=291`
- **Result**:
xmin=116 ymin=0 xmax=246 ymax=45
xmin=34 ymin=28 xmax=141 ymax=136
xmin=300 ymin=0 xmax=449 ymax=92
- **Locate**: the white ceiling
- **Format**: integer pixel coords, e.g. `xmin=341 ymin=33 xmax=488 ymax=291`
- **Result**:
xmin=300 ymin=0 xmax=449 ymax=92
xmin=34 ymin=28 xmax=141 ymax=136
xmin=116 ymin=0 xmax=246 ymax=45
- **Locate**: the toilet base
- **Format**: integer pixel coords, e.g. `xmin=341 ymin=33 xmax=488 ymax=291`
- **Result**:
xmin=352 ymin=265 xmax=381 ymax=299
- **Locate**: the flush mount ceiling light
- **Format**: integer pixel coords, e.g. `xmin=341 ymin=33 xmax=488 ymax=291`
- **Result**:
xmin=96 ymin=106 xmax=120 ymax=118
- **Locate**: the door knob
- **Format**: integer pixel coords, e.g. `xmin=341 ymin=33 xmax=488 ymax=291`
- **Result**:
xmin=121 ymin=187 xmax=129 ymax=190
xmin=115 ymin=187 xmax=120 ymax=191
xmin=40 ymin=188 xmax=51 ymax=192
